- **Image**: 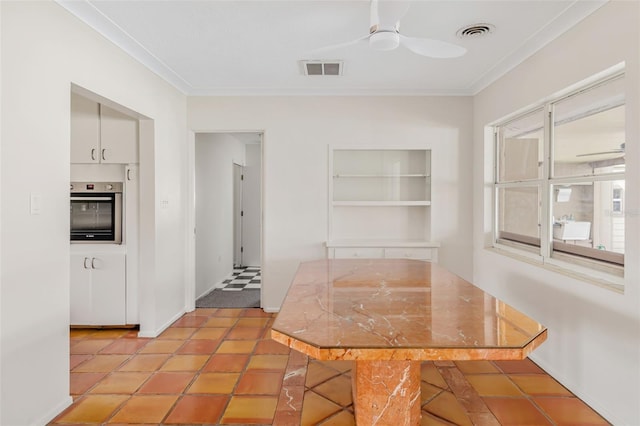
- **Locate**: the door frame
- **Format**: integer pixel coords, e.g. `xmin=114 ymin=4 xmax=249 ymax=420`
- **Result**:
xmin=185 ymin=130 xmax=264 ymax=311
xmin=233 ymin=162 xmax=244 ymax=268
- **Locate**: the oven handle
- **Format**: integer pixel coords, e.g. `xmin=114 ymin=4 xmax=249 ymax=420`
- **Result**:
xmin=70 ymin=196 xmax=113 ymax=201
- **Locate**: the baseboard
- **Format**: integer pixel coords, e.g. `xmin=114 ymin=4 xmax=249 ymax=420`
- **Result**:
xmin=34 ymin=395 xmax=73 ymax=426
xmin=263 ymin=306 xmax=280 ymax=313
xmin=138 ymin=309 xmax=186 ymax=338
xmin=529 ymin=354 xmax=622 ymax=425
xmin=196 ymin=282 xmax=219 ymax=300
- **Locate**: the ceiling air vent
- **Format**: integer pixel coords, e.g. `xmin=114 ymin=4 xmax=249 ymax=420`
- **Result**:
xmin=301 ymin=60 xmax=343 ymax=76
xmin=456 ymin=23 xmax=495 ymax=39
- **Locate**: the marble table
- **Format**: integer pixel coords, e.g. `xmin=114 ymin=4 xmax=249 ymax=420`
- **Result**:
xmin=271 ymin=259 xmax=547 ymax=425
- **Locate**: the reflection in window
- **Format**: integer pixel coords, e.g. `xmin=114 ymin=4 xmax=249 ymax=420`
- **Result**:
xmin=550 ymin=75 xmax=625 ymax=265
xmin=497 ymin=186 xmax=540 ymax=248
xmin=497 ymin=109 xmax=544 ymax=182
xmin=551 ymin=180 xmax=624 ymax=265
xmin=494 ymin=71 xmax=625 ymax=277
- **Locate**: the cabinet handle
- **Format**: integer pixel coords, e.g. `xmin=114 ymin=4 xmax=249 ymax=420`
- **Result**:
xmin=83 ymin=257 xmax=90 ymax=269
xmin=127 ymin=168 xmax=132 ymax=181
xmin=91 ymin=257 xmax=96 ymax=269
xmin=101 ymin=149 xmax=106 ymax=161
xmin=90 ymin=149 xmax=96 ymax=161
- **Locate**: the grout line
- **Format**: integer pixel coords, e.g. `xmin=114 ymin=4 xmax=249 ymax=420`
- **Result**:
xmin=63 ymin=311 xmax=609 ymax=426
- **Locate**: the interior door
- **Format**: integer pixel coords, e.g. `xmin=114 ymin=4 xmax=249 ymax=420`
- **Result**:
xmin=233 ymin=163 xmax=244 ymax=267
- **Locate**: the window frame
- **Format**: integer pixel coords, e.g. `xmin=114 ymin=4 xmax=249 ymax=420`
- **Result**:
xmin=491 ymin=70 xmax=625 ymax=288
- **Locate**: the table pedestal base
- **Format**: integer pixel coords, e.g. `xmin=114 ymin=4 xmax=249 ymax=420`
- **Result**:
xmin=352 ymin=360 xmax=421 ymax=425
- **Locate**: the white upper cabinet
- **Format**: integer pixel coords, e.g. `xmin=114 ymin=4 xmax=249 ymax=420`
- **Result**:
xmin=70 ymin=93 xmax=139 ymax=164
xmin=100 ymin=104 xmax=139 ymax=164
xmin=70 ymin=93 xmax=101 ymax=163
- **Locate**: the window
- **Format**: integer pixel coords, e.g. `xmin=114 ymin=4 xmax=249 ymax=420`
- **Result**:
xmin=494 ymin=71 xmax=625 ymax=280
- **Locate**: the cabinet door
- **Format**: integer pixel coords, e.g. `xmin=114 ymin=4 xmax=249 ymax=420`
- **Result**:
xmin=89 ymin=253 xmax=127 ymax=325
xmin=70 ymin=94 xmax=100 ymax=164
xmin=100 ymin=105 xmax=139 ymax=164
xmin=384 ymin=247 xmax=436 ymax=261
xmin=333 ymin=247 xmax=385 ymax=259
xmin=70 ymin=254 xmax=94 ymax=325
xmin=124 ymin=165 xmax=139 ymax=324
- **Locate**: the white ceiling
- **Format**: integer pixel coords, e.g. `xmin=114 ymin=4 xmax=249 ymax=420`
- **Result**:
xmin=58 ymin=0 xmax=606 ymax=96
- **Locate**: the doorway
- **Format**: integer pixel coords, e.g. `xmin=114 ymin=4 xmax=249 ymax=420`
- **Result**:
xmin=233 ymin=163 xmax=244 ymax=267
xmin=192 ymin=132 xmax=262 ymax=308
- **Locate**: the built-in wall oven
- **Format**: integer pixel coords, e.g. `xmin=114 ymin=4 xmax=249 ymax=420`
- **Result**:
xmin=70 ymin=182 xmax=123 ymax=244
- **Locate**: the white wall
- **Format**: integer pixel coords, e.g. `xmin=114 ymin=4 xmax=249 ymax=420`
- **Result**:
xmin=0 ymin=1 xmax=187 ymax=424
xmin=243 ymin=142 xmax=262 ymax=267
xmin=195 ymin=133 xmax=245 ymax=298
xmin=473 ymin=2 xmax=639 ymax=424
xmin=188 ymin=96 xmax=474 ymax=311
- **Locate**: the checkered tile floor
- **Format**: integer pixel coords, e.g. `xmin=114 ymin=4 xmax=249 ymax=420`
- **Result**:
xmin=215 ymin=266 xmax=261 ymax=291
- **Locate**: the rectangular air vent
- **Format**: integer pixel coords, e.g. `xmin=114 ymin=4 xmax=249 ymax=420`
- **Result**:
xmin=301 ymin=60 xmax=343 ymax=76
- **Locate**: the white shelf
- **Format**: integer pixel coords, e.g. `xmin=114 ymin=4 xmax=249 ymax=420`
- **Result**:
xmin=332 ymin=201 xmax=431 ymax=207
xmin=328 ymin=146 xmax=433 ymax=249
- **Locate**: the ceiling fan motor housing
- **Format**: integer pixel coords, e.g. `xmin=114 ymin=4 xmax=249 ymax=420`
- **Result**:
xmin=369 ymin=30 xmax=400 ymax=51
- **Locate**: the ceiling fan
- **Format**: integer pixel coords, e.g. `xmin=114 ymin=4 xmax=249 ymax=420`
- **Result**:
xmin=576 ymin=142 xmax=625 ymax=157
xmin=314 ymin=0 xmax=467 ymax=58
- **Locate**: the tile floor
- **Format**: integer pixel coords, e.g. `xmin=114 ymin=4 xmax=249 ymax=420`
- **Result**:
xmin=51 ymin=308 xmax=610 ymax=425
xmin=216 ymin=266 xmax=261 ymax=291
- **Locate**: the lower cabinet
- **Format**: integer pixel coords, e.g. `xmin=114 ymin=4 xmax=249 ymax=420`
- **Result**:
xmin=70 ymin=252 xmax=126 ymax=326
xmin=328 ymin=244 xmax=439 ymax=262
xmin=383 ymin=247 xmax=438 ymax=262
xmin=332 ymin=247 xmax=385 ymax=259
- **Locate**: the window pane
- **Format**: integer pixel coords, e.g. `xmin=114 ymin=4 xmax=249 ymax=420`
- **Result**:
xmin=552 ymin=180 xmax=624 ymax=264
xmin=497 ymin=110 xmax=544 ymax=182
xmin=497 ymin=186 xmax=540 ymax=246
xmin=553 ymin=76 xmax=625 ymax=178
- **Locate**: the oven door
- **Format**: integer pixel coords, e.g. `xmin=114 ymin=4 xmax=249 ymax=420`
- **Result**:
xmin=70 ymin=193 xmax=122 ymax=243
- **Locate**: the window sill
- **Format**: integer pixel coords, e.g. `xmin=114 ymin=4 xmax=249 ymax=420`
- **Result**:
xmin=486 ymin=245 xmax=624 ymax=294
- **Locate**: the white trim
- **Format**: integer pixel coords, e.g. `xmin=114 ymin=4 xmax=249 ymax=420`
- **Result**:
xmin=57 ymin=1 xmax=607 ymax=97
xmin=186 ymin=130 xmax=265 ymax=310
xmin=489 ymin=244 xmax=543 ymax=265
xmin=490 ymin=66 xmax=627 ymax=290
xmin=489 ymin=63 xmax=626 ymax=127
xmin=58 ymin=0 xmax=192 ymax=94
xmin=332 ymin=201 xmax=431 ymax=207
xmin=326 ymin=240 xmax=440 ymax=248
xmin=184 ymin=131 xmax=196 ymax=312
xmin=489 ymin=243 xmax=624 ymax=293
xmin=138 ymin=309 xmax=185 ymax=338
xmin=468 ymin=1 xmax=610 ymax=95
xmin=529 ymin=354 xmax=623 ymax=426
xmin=259 ymin=133 xmax=265 ymax=309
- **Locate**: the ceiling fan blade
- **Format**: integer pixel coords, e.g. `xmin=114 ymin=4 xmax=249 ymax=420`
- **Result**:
xmin=311 ymin=34 xmax=370 ymax=54
xmin=372 ymin=0 xmax=411 ymax=29
xmin=399 ymin=35 xmax=467 ymax=58
xmin=576 ymin=149 xmax=624 ymax=157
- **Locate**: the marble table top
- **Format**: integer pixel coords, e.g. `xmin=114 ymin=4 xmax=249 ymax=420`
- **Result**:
xmin=271 ymin=259 xmax=547 ymax=361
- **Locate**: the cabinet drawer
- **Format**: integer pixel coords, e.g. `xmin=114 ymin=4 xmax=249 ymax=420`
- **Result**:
xmin=333 ymin=247 xmax=384 ymax=259
xmin=384 ymin=247 xmax=435 ymax=261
